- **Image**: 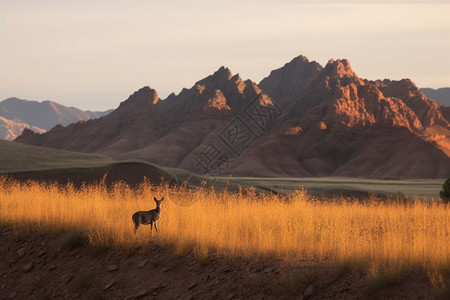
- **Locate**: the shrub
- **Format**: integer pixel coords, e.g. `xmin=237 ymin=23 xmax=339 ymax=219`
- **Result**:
xmin=440 ymin=178 xmax=450 ymax=204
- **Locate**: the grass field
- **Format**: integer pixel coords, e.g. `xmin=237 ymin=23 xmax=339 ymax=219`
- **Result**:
xmin=1 ymin=178 xmax=449 ymax=277
xmin=212 ymin=176 xmax=444 ymax=198
xmin=0 ymin=140 xmax=113 ymax=172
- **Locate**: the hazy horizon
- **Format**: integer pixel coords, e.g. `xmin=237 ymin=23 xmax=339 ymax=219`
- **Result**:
xmin=1 ymin=0 xmax=449 ymax=111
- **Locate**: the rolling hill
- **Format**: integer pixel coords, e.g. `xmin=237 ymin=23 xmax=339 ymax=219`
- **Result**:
xmin=0 ymin=139 xmax=113 ymax=172
xmin=0 ymin=140 xmax=180 ymax=187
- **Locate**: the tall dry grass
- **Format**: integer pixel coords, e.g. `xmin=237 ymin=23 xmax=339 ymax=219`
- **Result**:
xmin=0 ymin=178 xmax=449 ymax=273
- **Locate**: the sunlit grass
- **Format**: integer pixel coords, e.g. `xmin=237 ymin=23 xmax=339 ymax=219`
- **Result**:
xmin=0 ymin=178 xmax=449 ymax=274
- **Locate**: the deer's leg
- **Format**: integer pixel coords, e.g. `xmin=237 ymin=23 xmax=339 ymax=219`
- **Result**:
xmin=150 ymin=222 xmax=153 ymax=233
xmin=135 ymin=222 xmax=140 ymax=233
xmin=154 ymin=222 xmax=158 ymax=233
xmin=133 ymin=216 xmax=140 ymax=233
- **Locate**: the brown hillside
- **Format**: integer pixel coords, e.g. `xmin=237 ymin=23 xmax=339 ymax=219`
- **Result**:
xmin=1 ymin=226 xmax=443 ymax=299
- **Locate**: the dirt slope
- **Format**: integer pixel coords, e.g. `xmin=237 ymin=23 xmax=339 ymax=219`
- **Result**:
xmin=0 ymin=226 xmax=444 ymax=299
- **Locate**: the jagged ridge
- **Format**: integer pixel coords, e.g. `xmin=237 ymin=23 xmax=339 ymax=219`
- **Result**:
xmin=15 ymin=56 xmax=450 ymax=179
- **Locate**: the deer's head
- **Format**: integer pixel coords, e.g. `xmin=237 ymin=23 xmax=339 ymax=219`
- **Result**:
xmin=154 ymin=197 xmax=164 ymax=206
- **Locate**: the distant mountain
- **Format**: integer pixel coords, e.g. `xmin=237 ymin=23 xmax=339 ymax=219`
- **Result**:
xmin=15 ymin=56 xmax=450 ymax=179
xmin=0 ymin=116 xmax=46 ymax=141
xmin=0 ymin=97 xmax=112 ymax=140
xmin=421 ymin=88 xmax=450 ymax=106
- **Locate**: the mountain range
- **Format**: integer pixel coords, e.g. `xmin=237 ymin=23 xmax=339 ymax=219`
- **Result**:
xmin=15 ymin=55 xmax=450 ymax=179
xmin=421 ymin=88 xmax=450 ymax=106
xmin=0 ymin=98 xmax=112 ymax=140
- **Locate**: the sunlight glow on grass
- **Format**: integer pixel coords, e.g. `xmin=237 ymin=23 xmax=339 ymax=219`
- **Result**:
xmin=0 ymin=178 xmax=449 ymax=273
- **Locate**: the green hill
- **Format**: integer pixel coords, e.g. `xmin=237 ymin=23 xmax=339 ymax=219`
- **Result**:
xmin=0 ymin=140 xmax=113 ymax=172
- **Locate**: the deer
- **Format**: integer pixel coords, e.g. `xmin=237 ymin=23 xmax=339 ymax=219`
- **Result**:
xmin=132 ymin=197 xmax=164 ymax=234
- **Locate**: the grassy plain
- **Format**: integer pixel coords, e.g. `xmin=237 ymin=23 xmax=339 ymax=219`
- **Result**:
xmin=1 ymin=178 xmax=449 ymax=277
xmin=0 ymin=140 xmax=113 ymax=172
xmin=211 ymin=176 xmax=444 ymax=198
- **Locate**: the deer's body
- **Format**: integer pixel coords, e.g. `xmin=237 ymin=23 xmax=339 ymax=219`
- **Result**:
xmin=132 ymin=197 xmax=164 ymax=233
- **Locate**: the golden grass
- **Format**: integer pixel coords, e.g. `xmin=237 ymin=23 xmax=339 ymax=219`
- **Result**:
xmin=0 ymin=178 xmax=449 ymax=273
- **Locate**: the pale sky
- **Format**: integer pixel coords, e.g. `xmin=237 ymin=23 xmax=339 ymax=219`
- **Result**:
xmin=0 ymin=0 xmax=449 ymax=111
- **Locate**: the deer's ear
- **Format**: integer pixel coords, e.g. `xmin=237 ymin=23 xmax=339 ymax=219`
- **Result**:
xmin=154 ymin=197 xmax=157 ymax=201
xmin=161 ymin=197 xmax=164 ymax=201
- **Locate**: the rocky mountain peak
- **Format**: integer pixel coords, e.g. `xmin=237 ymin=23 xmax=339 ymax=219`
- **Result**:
xmin=196 ymin=66 xmax=233 ymax=87
xmin=290 ymin=54 xmax=310 ymax=63
xmin=259 ymin=55 xmax=323 ymax=106
xmin=189 ymin=66 xmax=250 ymax=101
xmin=117 ymin=86 xmax=159 ymax=112
xmin=216 ymin=66 xmax=233 ymax=80
xmin=322 ymin=59 xmax=364 ymax=86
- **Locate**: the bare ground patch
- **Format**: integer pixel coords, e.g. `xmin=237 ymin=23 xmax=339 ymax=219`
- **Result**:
xmin=1 ymin=226 xmax=446 ymax=299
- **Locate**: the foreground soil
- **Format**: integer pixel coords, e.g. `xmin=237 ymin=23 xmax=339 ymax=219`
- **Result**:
xmin=0 ymin=226 xmax=445 ymax=299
